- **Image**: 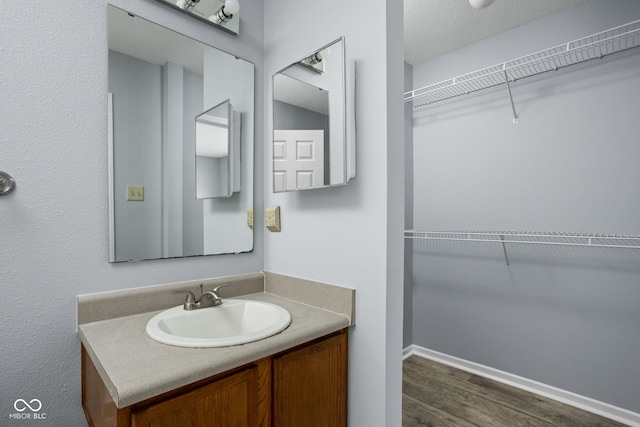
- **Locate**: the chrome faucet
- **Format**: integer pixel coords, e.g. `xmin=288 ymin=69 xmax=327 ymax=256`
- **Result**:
xmin=172 ymin=283 xmax=231 ymax=310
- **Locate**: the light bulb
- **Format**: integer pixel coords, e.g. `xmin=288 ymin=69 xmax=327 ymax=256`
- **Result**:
xmin=469 ymin=0 xmax=495 ymax=9
xmin=209 ymin=0 xmax=239 ymax=23
xmin=308 ymin=48 xmax=331 ymax=64
xmin=318 ymin=47 xmax=330 ymax=60
xmin=224 ymin=0 xmax=240 ymax=15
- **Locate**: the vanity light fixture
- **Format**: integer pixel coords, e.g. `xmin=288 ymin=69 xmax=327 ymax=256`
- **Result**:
xmin=156 ymin=0 xmax=240 ymax=35
xmin=209 ymin=0 xmax=240 ymax=24
xmin=469 ymin=0 xmax=495 ymax=9
xmin=176 ymin=0 xmax=200 ymax=11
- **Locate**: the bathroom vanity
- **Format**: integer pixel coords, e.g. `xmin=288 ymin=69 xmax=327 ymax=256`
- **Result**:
xmin=78 ymin=272 xmax=354 ymax=427
xmin=82 ymin=329 xmax=347 ymax=426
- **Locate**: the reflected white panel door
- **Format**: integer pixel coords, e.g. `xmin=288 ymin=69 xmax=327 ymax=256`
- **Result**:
xmin=273 ymin=130 xmax=324 ymax=192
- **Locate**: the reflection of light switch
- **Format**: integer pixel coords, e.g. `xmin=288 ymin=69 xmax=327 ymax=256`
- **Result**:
xmin=247 ymin=207 xmax=254 ymax=229
xmin=265 ymin=205 xmax=280 ymax=232
xmin=127 ymin=185 xmax=144 ymax=201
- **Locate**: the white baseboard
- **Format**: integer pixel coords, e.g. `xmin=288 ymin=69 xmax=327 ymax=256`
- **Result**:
xmin=403 ymin=344 xmax=640 ymax=427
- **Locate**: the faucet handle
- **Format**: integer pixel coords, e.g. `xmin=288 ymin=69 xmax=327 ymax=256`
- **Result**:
xmin=212 ymin=283 xmax=232 ymax=296
xmin=172 ymin=290 xmax=197 ymax=310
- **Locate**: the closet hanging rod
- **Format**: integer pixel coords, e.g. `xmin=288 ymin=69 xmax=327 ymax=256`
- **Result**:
xmin=404 ymin=230 xmax=640 ymax=250
xmin=405 ymin=19 xmax=640 ymax=108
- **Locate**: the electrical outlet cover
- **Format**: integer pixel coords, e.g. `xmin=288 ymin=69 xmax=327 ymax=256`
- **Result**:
xmin=265 ymin=205 xmax=280 ymax=232
xmin=247 ymin=207 xmax=254 ymax=229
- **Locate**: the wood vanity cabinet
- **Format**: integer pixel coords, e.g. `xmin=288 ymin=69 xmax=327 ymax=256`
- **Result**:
xmin=130 ymin=365 xmax=264 ymax=427
xmin=82 ymin=329 xmax=348 ymax=427
xmin=272 ymin=332 xmax=348 ymax=426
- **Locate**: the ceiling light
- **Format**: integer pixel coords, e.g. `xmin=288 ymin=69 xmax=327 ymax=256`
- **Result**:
xmin=469 ymin=0 xmax=495 ymax=9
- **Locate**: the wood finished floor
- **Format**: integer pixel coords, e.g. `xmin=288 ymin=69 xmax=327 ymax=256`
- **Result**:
xmin=403 ymin=355 xmax=628 ymax=427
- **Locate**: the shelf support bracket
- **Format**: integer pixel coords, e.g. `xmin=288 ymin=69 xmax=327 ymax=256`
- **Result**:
xmin=500 ymin=234 xmax=510 ymax=266
xmin=503 ymin=69 xmax=519 ymax=124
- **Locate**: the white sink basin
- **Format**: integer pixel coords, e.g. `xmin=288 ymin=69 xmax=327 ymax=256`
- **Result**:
xmin=146 ymin=299 xmax=292 ymax=348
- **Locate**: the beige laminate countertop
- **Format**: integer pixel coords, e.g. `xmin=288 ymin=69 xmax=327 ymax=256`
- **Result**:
xmin=79 ymin=292 xmax=351 ymax=408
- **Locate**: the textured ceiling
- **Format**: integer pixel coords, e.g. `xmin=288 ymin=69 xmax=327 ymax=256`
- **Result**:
xmin=404 ymin=0 xmax=586 ymax=65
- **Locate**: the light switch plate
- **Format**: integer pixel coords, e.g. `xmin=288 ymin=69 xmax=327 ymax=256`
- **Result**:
xmin=127 ymin=185 xmax=144 ymax=201
xmin=265 ymin=205 xmax=280 ymax=232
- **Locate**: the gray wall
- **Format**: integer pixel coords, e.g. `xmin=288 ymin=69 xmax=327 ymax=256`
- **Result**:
xmin=109 ymin=50 xmax=163 ymax=260
xmin=0 ymin=0 xmax=264 ymax=424
xmin=273 ymin=100 xmax=329 ymax=136
xmin=263 ymin=0 xmax=405 ymax=424
xmin=410 ymin=0 xmax=640 ymax=412
xmin=109 ymin=51 xmax=206 ymax=260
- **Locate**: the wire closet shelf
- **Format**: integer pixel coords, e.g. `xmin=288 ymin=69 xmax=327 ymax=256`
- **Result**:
xmin=404 ymin=19 xmax=640 ymax=109
xmin=404 ymin=230 xmax=640 ymax=250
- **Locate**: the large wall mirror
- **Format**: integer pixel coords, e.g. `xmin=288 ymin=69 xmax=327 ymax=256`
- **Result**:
xmin=272 ymin=37 xmax=355 ymax=192
xmin=107 ymin=5 xmax=254 ymax=262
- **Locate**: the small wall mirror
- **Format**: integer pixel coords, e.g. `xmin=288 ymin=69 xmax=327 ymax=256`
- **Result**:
xmin=272 ymin=37 xmax=355 ymax=192
xmin=196 ymin=99 xmax=241 ymax=199
xmin=152 ymin=0 xmax=240 ymax=35
xmin=108 ymin=5 xmax=254 ymax=262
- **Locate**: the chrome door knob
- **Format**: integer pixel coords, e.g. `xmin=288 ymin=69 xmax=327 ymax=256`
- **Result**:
xmin=0 ymin=171 xmax=15 ymax=196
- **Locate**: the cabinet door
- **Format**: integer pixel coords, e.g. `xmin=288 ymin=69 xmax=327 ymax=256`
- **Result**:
xmin=273 ymin=331 xmax=348 ymax=427
xmin=131 ymin=365 xmax=259 ymax=427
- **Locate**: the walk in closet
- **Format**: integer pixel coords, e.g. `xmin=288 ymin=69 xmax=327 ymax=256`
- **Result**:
xmin=405 ymin=0 xmax=640 ymax=418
